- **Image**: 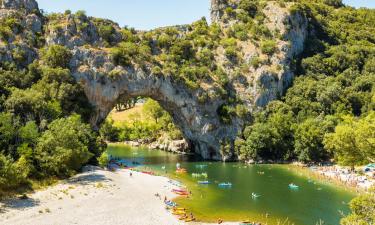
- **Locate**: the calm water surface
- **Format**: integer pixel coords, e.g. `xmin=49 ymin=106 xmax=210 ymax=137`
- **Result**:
xmin=107 ymin=144 xmax=355 ymax=225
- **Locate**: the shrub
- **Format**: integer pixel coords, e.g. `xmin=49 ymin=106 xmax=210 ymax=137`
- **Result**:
xmin=261 ymin=40 xmax=277 ymax=56
xmin=0 ymin=154 xmax=28 ymax=191
xmin=35 ymin=115 xmax=94 ymax=177
xmin=97 ymin=152 xmax=109 ymax=168
xmin=41 ymin=45 xmax=72 ymax=68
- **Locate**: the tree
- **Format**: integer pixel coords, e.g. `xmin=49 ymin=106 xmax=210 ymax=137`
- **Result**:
xmin=143 ymin=99 xmax=165 ymax=123
xmin=19 ymin=120 xmax=39 ymax=146
xmin=97 ymin=152 xmax=109 ymax=168
xmin=99 ymin=119 xmax=119 ymax=142
xmin=0 ymin=153 xmax=28 ymax=192
xmin=341 ymin=189 xmax=375 ymax=225
xmin=355 ymin=112 xmax=375 ymax=162
xmin=294 ymin=117 xmax=335 ymax=163
xmin=35 ymin=115 xmax=94 ymax=177
xmin=0 ymin=113 xmax=17 ymax=153
xmin=324 ymin=114 xmax=375 ymax=169
xmin=41 ymin=45 xmax=72 ymax=69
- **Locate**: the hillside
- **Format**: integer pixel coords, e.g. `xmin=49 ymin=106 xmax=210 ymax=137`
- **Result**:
xmin=0 ymin=0 xmax=374 ymax=213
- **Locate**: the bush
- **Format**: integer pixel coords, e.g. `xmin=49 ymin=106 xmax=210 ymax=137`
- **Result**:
xmin=35 ymin=115 xmax=94 ymax=177
xmin=97 ymin=152 xmax=109 ymax=168
xmin=261 ymin=40 xmax=277 ymax=56
xmin=41 ymin=45 xmax=72 ymax=68
xmin=0 ymin=154 xmax=28 ymax=191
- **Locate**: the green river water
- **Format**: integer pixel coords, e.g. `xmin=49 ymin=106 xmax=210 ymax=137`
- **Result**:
xmin=107 ymin=144 xmax=355 ymax=225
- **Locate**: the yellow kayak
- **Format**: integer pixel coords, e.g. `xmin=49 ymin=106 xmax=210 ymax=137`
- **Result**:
xmin=185 ymin=218 xmax=196 ymax=222
xmin=172 ymin=211 xmax=186 ymax=215
xmin=173 ymin=207 xmax=186 ymax=211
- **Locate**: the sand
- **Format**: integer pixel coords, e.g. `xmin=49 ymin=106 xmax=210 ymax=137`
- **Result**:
xmin=0 ymin=166 xmax=236 ymax=225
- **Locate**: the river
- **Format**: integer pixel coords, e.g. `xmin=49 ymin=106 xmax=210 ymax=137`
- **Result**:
xmin=107 ymin=144 xmax=355 ymax=225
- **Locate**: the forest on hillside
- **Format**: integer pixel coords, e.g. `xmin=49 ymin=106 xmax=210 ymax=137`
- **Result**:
xmin=0 ymin=0 xmax=374 ymax=223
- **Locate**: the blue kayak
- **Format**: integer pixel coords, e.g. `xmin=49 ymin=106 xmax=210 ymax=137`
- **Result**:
xmin=218 ymin=182 xmax=232 ymax=187
xmin=198 ymin=181 xmax=210 ymax=184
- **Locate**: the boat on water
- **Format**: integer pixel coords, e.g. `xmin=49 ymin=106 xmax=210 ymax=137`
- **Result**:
xmin=192 ymin=172 xmax=208 ymax=178
xmin=176 ymin=168 xmax=187 ymax=173
xmin=289 ymin=183 xmax=299 ymax=189
xmin=165 ymin=200 xmax=177 ymax=207
xmin=251 ymin=192 xmax=260 ymax=199
xmin=198 ymin=181 xmax=210 ymax=185
xmin=218 ymin=182 xmax=232 ymax=187
xmin=195 ymin=164 xmax=207 ymax=169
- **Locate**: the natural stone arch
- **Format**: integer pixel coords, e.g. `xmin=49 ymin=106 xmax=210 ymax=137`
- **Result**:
xmin=0 ymin=0 xmax=308 ymax=160
xmin=75 ymin=64 xmax=241 ymax=161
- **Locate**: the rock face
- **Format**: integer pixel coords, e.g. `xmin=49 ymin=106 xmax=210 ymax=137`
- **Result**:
xmin=0 ymin=0 xmax=308 ymax=160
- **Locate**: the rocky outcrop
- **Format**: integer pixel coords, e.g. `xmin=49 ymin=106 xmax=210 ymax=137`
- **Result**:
xmin=0 ymin=0 xmax=308 ymax=160
xmin=1 ymin=0 xmax=38 ymax=14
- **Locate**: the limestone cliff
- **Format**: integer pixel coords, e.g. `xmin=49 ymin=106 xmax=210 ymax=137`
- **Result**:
xmin=0 ymin=0 xmax=308 ymax=160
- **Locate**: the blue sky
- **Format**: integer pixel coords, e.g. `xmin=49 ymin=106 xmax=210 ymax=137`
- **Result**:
xmin=37 ymin=0 xmax=374 ymax=30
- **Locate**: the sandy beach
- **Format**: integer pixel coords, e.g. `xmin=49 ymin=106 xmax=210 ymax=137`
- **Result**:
xmin=0 ymin=166 xmax=236 ymax=225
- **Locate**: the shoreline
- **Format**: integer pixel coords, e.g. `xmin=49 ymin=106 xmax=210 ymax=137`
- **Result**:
xmin=111 ymin=142 xmax=374 ymax=193
xmin=0 ymin=166 xmax=236 ymax=225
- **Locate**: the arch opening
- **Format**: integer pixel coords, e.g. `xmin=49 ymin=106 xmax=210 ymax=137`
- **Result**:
xmin=102 ymin=96 xmax=191 ymax=154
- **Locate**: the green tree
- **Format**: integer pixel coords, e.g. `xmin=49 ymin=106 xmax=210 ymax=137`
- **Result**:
xmin=35 ymin=115 xmax=94 ymax=177
xmin=97 ymin=152 xmax=109 ymax=168
xmin=341 ymin=189 xmax=375 ymax=225
xmin=294 ymin=117 xmax=335 ymax=163
xmin=324 ymin=114 xmax=374 ymax=169
xmin=0 ymin=154 xmax=28 ymax=192
xmin=143 ymin=99 xmax=165 ymax=123
xmin=41 ymin=45 xmax=72 ymax=69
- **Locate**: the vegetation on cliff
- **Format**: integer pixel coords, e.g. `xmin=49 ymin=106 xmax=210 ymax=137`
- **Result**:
xmin=235 ymin=0 xmax=375 ymax=166
xmin=0 ymin=2 xmax=374 ymax=220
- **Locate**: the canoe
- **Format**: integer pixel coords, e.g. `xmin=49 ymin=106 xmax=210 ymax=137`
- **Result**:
xmin=198 ymin=181 xmax=210 ymax=184
xmin=176 ymin=168 xmax=187 ymax=173
xmin=141 ymin=171 xmax=154 ymax=175
xmin=251 ymin=192 xmax=260 ymax=198
xmin=179 ymin=216 xmax=188 ymax=220
xmin=172 ymin=189 xmax=187 ymax=193
xmin=173 ymin=191 xmax=189 ymax=196
xmin=218 ymin=182 xmax=232 ymax=186
xmin=173 ymin=207 xmax=185 ymax=211
xmin=172 ymin=211 xmax=186 ymax=215
xmin=165 ymin=201 xmax=177 ymax=207
xmin=185 ymin=218 xmax=196 ymax=222
xmin=289 ymin=183 xmax=299 ymax=189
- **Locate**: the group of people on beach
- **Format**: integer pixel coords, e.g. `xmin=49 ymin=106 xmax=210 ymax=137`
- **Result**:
xmin=314 ymin=166 xmax=375 ymax=191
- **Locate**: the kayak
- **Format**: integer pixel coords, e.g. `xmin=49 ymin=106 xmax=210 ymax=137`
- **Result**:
xmin=195 ymin=164 xmax=207 ymax=169
xmin=218 ymin=182 xmax=232 ymax=187
xmin=192 ymin=173 xmax=208 ymax=178
xmin=165 ymin=200 xmax=177 ymax=207
xmin=176 ymin=168 xmax=187 ymax=173
xmin=173 ymin=207 xmax=186 ymax=211
xmin=172 ymin=211 xmax=186 ymax=215
xmin=185 ymin=218 xmax=196 ymax=222
xmin=173 ymin=191 xmax=189 ymax=195
xmin=198 ymin=181 xmax=210 ymax=185
xmin=289 ymin=183 xmax=299 ymax=189
xmin=251 ymin=192 xmax=260 ymax=198
xmin=141 ymin=171 xmax=154 ymax=175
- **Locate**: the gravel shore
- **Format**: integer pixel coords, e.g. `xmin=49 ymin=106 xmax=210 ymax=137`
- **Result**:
xmin=0 ymin=166 xmax=236 ymax=225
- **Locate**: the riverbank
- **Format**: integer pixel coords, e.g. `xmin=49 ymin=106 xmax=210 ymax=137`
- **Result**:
xmin=285 ymin=164 xmax=375 ymax=193
xmin=0 ymin=166 xmax=237 ymax=225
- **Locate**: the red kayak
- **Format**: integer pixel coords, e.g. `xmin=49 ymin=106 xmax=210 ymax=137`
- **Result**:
xmin=141 ymin=171 xmax=154 ymax=175
xmin=172 ymin=190 xmax=189 ymax=195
